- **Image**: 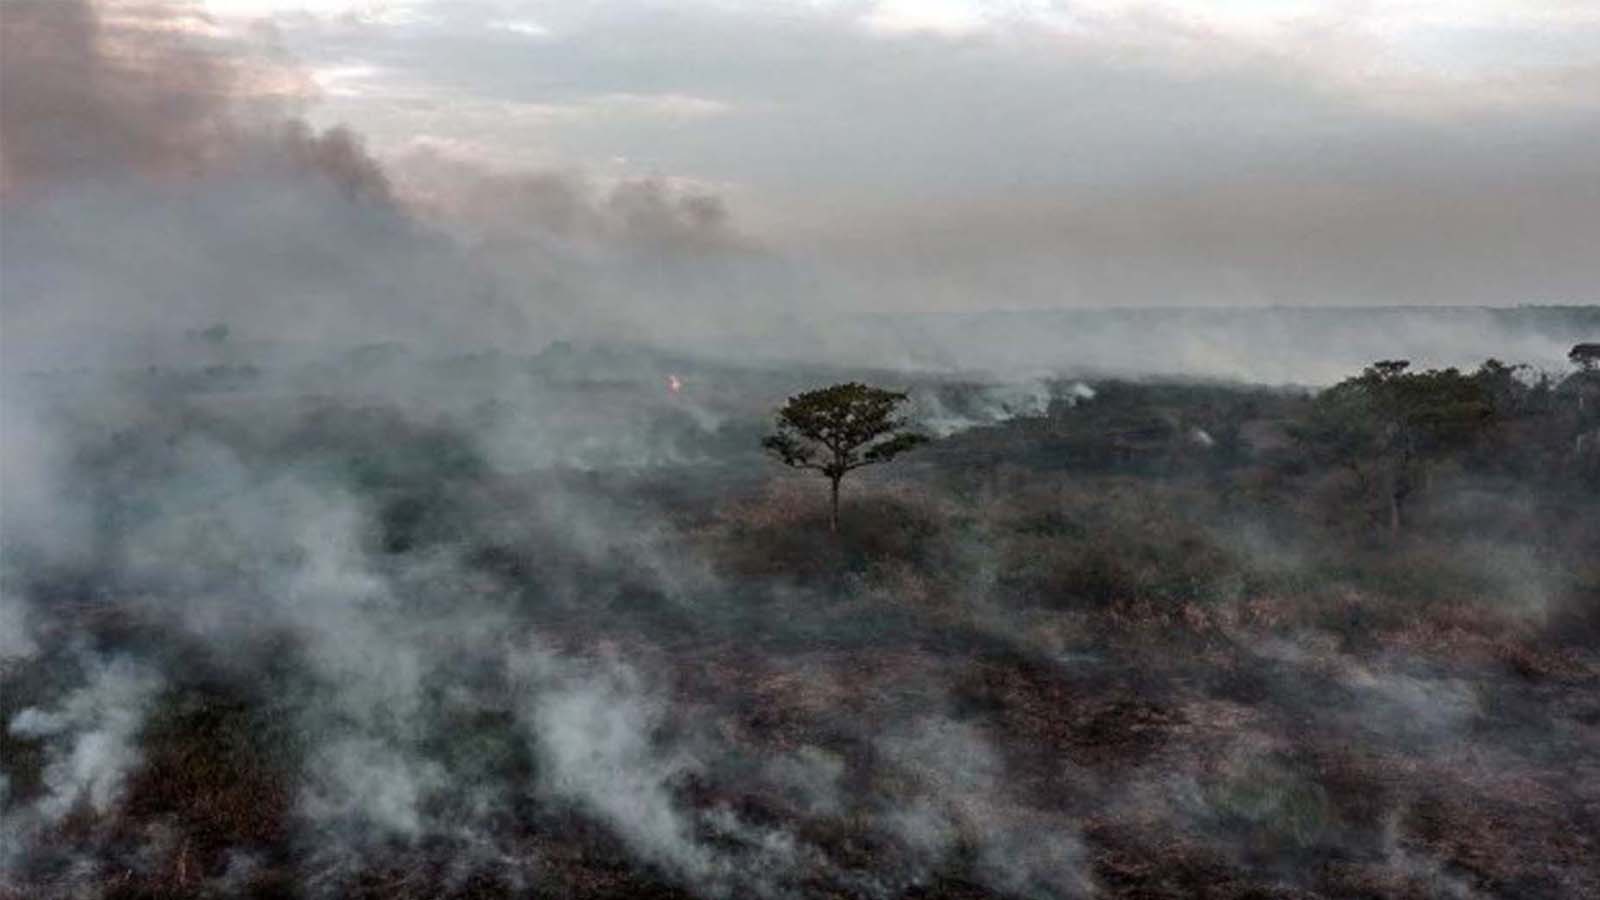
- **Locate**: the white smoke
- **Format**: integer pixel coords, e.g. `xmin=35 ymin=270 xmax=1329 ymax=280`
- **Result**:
xmin=516 ymin=649 xmax=711 ymax=880
xmin=8 ymin=656 xmax=165 ymax=821
xmin=915 ymin=379 xmax=1093 ymax=438
xmin=877 ymin=717 xmax=1091 ymax=897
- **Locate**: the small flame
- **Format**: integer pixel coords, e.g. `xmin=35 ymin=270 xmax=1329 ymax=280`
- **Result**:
xmin=667 ymin=374 xmax=683 ymax=393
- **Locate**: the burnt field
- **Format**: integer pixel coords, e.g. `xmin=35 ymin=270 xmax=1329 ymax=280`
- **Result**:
xmin=4 ymin=345 xmax=1598 ymax=899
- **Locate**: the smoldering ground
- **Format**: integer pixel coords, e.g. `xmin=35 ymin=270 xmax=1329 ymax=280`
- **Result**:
xmin=6 ymin=335 xmax=1599 ymax=898
xmin=4 ymin=3 xmax=1600 ymax=899
xmin=0 ymin=347 xmax=1090 ymax=897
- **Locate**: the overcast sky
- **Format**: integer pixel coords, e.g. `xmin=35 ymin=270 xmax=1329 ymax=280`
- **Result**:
xmin=16 ymin=1 xmax=1600 ymax=309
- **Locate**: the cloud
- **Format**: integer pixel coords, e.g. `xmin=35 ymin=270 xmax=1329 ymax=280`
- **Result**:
xmin=861 ymin=0 xmax=991 ymax=37
xmin=206 ymin=0 xmax=1600 ymax=309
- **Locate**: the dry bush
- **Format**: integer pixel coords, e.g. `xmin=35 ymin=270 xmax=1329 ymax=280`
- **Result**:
xmin=986 ymin=480 xmax=1249 ymax=631
xmin=699 ymin=476 xmax=960 ymax=588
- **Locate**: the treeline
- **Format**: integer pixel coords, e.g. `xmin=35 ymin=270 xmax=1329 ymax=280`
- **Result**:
xmin=1292 ymin=355 xmax=1600 ymax=532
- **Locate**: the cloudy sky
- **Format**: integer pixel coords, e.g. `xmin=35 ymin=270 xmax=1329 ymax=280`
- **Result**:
xmin=13 ymin=1 xmax=1600 ymax=310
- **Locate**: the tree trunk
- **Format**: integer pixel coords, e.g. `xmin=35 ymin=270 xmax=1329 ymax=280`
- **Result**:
xmin=1389 ymin=461 xmax=1412 ymax=537
xmin=829 ymin=476 xmax=840 ymax=533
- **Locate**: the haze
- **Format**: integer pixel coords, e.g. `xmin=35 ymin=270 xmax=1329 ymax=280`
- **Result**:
xmin=16 ymin=0 xmax=1599 ymax=312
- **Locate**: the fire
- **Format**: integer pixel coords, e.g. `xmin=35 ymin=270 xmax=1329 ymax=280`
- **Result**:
xmin=667 ymin=374 xmax=683 ymax=393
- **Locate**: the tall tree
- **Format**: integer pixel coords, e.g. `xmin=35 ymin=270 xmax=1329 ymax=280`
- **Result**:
xmin=762 ymin=382 xmax=926 ymax=532
xmin=1296 ymin=360 xmax=1492 ymax=534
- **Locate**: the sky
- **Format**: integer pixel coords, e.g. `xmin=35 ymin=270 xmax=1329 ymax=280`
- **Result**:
xmin=5 ymin=0 xmax=1600 ymax=311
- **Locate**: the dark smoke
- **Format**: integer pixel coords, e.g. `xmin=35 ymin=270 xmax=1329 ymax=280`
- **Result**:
xmin=0 ymin=0 xmax=389 ymax=200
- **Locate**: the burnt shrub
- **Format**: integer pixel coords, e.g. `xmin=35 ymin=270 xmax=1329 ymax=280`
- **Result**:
xmin=702 ymin=477 xmax=959 ymax=590
xmin=990 ymin=481 xmax=1249 ymax=617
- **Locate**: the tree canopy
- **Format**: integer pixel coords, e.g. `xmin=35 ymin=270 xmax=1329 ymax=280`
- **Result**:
xmin=1570 ymin=343 xmax=1600 ymax=371
xmin=1295 ymin=360 xmax=1492 ymax=533
xmin=762 ymin=382 xmax=926 ymax=531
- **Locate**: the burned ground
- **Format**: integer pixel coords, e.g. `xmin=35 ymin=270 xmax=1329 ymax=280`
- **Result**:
xmin=3 ymin=350 xmax=1598 ymax=899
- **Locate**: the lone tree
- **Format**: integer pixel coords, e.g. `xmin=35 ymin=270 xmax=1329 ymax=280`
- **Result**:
xmin=762 ymin=382 xmax=927 ymax=532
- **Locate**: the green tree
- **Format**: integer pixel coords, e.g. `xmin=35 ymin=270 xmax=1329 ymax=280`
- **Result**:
xmin=1296 ymin=360 xmax=1491 ymax=534
xmin=1569 ymin=343 xmax=1600 ymax=372
xmin=1471 ymin=358 xmax=1540 ymax=417
xmin=762 ymin=382 xmax=927 ymax=532
xmin=1563 ymin=344 xmax=1600 ymax=420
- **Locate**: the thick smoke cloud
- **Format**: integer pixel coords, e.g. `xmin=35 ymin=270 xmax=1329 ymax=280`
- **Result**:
xmin=0 ymin=0 xmax=773 ymax=372
xmin=389 ymin=148 xmax=790 ymax=349
xmin=0 ymin=0 xmax=232 ymax=191
xmin=0 ymin=0 xmax=463 ymax=369
xmin=0 ymin=0 xmax=382 ymax=199
xmin=8 ymin=1 xmax=1588 ymax=387
xmin=260 ymin=0 xmax=1600 ymax=311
